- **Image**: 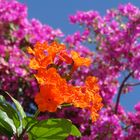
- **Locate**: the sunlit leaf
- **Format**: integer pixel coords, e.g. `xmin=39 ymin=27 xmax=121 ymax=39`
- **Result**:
xmin=0 ymin=102 xmax=20 ymax=128
xmin=22 ymin=117 xmax=38 ymax=131
xmin=4 ymin=91 xmax=26 ymax=119
xmin=27 ymin=118 xmax=81 ymax=140
xmin=0 ymin=110 xmax=16 ymax=137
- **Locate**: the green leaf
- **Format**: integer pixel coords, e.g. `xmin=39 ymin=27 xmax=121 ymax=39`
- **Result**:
xmin=0 ymin=118 xmax=13 ymax=137
xmin=0 ymin=96 xmax=20 ymax=128
xmin=27 ymin=118 xmax=81 ymax=140
xmin=5 ymin=91 xmax=26 ymax=119
xmin=0 ymin=110 xmax=16 ymax=137
xmin=0 ymin=104 xmax=22 ymax=135
xmin=0 ymin=95 xmax=6 ymax=103
xmin=0 ymin=102 xmax=20 ymax=128
xmin=0 ymin=93 xmax=25 ymax=136
xmin=70 ymin=125 xmax=81 ymax=136
xmin=9 ymin=95 xmax=26 ymax=119
xmin=22 ymin=117 xmax=38 ymax=131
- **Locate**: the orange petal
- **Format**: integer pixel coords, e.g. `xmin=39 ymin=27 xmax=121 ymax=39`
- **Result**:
xmin=29 ymin=58 xmax=40 ymax=69
xmin=71 ymin=50 xmax=91 ymax=69
xmin=59 ymin=51 xmax=73 ymax=64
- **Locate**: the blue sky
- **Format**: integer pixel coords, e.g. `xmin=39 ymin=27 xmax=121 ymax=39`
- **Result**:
xmin=19 ymin=0 xmax=140 ymax=112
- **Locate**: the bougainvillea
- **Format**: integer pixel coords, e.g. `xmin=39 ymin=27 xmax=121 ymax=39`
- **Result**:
xmin=64 ymin=2 xmax=140 ymax=139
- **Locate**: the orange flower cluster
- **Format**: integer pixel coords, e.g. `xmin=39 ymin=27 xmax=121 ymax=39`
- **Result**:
xmin=28 ymin=42 xmax=103 ymax=122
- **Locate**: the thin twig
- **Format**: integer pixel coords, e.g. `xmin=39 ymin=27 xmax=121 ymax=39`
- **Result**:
xmin=114 ymin=71 xmax=133 ymax=114
xmin=125 ymin=82 xmax=140 ymax=87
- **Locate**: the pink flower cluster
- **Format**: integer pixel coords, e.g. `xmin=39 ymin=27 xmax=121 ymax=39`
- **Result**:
xmin=63 ymin=3 xmax=140 ymax=139
xmin=126 ymin=102 xmax=140 ymax=139
xmin=68 ymin=3 xmax=140 ymax=101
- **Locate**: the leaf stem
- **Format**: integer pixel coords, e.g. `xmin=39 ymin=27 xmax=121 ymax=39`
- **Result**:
xmin=34 ymin=109 xmax=40 ymax=119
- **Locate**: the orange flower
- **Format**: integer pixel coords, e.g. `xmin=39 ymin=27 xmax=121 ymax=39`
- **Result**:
xmin=58 ymin=51 xmax=73 ymax=64
xmin=34 ymin=69 xmax=103 ymax=121
xmin=70 ymin=50 xmax=91 ymax=70
xmin=27 ymin=42 xmax=65 ymax=70
xmin=85 ymin=76 xmax=103 ymax=121
xmin=28 ymin=41 xmax=103 ymax=122
xmin=67 ymin=86 xmax=89 ymax=108
xmin=35 ymin=68 xmax=61 ymax=85
xmin=58 ymin=50 xmax=91 ymax=70
xmin=85 ymin=76 xmax=99 ymax=88
xmin=29 ymin=58 xmax=40 ymax=69
xmin=34 ymin=68 xmax=69 ymax=112
xmin=88 ymin=91 xmax=103 ymax=121
xmin=68 ymin=76 xmax=103 ymax=121
xmin=35 ymin=84 xmax=64 ymax=112
xmin=35 ymin=91 xmax=59 ymax=112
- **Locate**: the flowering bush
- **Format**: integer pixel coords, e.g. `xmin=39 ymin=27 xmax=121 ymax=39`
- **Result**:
xmin=65 ymin=3 xmax=140 ymax=139
xmin=0 ymin=0 xmax=140 ymax=139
